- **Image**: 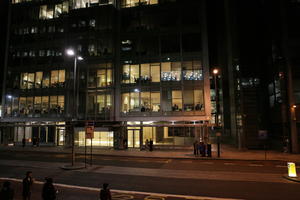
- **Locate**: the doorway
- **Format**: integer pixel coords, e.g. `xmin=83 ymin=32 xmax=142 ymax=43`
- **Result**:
xmin=127 ymin=129 xmax=140 ymax=148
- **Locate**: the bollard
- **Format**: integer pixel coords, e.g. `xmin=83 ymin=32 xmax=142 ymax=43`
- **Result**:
xmin=287 ymin=162 xmax=297 ymax=178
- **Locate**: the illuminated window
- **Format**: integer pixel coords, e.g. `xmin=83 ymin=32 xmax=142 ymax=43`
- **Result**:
xmin=151 ymin=92 xmax=160 ymax=112
xmin=182 ymin=61 xmax=203 ymax=81
xmin=172 ymin=91 xmax=182 ymax=111
xmin=151 ymin=63 xmax=160 ymax=82
xmin=95 ymin=94 xmax=111 ymax=114
xmin=12 ymin=97 xmax=19 ymax=114
xmin=42 ymin=96 xmax=49 ymax=113
xmin=27 ymin=73 xmax=35 ymax=89
xmin=20 ymin=72 xmax=34 ymax=89
xmin=39 ymin=5 xmax=54 ymax=19
xmin=34 ymin=96 xmax=42 ymax=113
xmin=130 ymin=92 xmax=139 ymax=111
xmin=51 ymin=70 xmax=59 ymax=85
xmin=58 ymin=96 xmax=64 ymax=113
xmin=96 ymin=70 xmax=106 ymax=87
xmin=19 ymin=97 xmax=26 ymax=114
xmin=74 ymin=0 xmax=89 ymax=8
xmin=141 ymin=92 xmax=150 ymax=111
xmin=46 ymin=5 xmax=54 ymax=19
xmin=97 ymin=95 xmax=105 ymax=113
xmin=141 ymin=64 xmax=150 ymax=81
xmin=122 ymin=91 xmax=160 ymax=112
xmin=122 ymin=64 xmax=139 ymax=84
xmin=50 ymin=96 xmax=57 ymax=109
xmin=54 ymin=4 xmax=62 ymax=18
xmin=12 ymin=0 xmax=22 ymax=4
xmin=122 ymin=93 xmax=130 ymax=112
xmin=58 ymin=70 xmax=65 ymax=83
xmin=39 ymin=5 xmax=47 ymax=19
xmin=35 ymin=72 xmax=43 ymax=88
xmin=50 ymin=70 xmax=65 ymax=87
xmin=42 ymin=72 xmax=50 ymax=88
xmin=161 ymin=62 xmax=181 ymax=81
xmin=194 ymin=89 xmax=204 ymax=111
xmin=27 ymin=97 xmax=34 ymax=114
xmin=62 ymin=1 xmax=69 ymax=13
xmin=20 ymin=73 xmax=28 ymax=89
xmin=121 ymin=0 xmax=157 ymax=7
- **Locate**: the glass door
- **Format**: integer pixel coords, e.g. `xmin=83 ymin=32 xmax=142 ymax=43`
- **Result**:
xmin=127 ymin=130 xmax=140 ymax=148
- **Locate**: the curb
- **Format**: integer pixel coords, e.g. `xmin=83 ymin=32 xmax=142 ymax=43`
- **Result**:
xmin=0 ymin=148 xmax=299 ymax=164
xmin=60 ymin=163 xmax=86 ymax=170
xmin=283 ymin=175 xmax=300 ymax=183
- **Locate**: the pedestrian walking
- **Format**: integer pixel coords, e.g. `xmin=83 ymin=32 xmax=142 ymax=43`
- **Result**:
xmin=201 ymin=143 xmax=206 ymax=157
xmin=145 ymin=139 xmax=149 ymax=151
xmin=193 ymin=140 xmax=199 ymax=156
xmin=0 ymin=181 xmax=14 ymax=200
xmin=198 ymin=142 xmax=203 ymax=157
xmin=22 ymin=171 xmax=33 ymax=200
xmin=42 ymin=177 xmax=57 ymax=200
xmin=99 ymin=183 xmax=112 ymax=200
xmin=149 ymin=139 xmax=153 ymax=151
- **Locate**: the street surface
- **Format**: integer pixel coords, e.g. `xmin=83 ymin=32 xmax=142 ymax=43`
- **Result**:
xmin=0 ymin=150 xmax=299 ymax=200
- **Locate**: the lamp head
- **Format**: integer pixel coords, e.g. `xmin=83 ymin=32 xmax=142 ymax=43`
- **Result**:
xmin=66 ymin=49 xmax=75 ymax=56
xmin=213 ymin=69 xmax=219 ymax=75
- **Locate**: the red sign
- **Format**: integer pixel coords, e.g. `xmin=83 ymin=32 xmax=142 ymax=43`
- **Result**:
xmin=85 ymin=121 xmax=94 ymax=139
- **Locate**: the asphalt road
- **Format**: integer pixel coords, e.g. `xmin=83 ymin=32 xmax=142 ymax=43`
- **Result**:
xmin=0 ymin=151 xmax=299 ymax=200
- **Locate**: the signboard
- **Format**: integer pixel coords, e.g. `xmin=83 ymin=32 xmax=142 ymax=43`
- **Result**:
xmin=85 ymin=121 xmax=94 ymax=139
xmin=288 ymin=162 xmax=297 ymax=178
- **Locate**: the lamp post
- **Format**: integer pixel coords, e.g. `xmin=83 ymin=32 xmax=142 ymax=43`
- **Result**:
xmin=66 ymin=48 xmax=83 ymax=166
xmin=213 ymin=68 xmax=221 ymax=157
xmin=213 ymin=68 xmax=219 ymax=126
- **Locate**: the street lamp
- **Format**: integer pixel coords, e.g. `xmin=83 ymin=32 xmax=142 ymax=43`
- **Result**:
xmin=212 ymin=68 xmax=219 ymax=126
xmin=65 ymin=48 xmax=83 ymax=166
xmin=213 ymin=68 xmax=221 ymax=157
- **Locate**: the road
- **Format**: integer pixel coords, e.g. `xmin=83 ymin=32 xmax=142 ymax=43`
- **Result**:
xmin=0 ymin=150 xmax=299 ymax=200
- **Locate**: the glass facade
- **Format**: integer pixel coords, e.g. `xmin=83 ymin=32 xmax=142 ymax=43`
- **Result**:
xmin=77 ymin=131 xmax=114 ymax=147
xmin=4 ymin=0 xmax=211 ymax=149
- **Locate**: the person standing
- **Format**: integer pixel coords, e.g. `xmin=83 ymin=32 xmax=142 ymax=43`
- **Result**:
xmin=145 ymin=139 xmax=149 ymax=151
xmin=22 ymin=138 xmax=26 ymax=148
xmin=193 ymin=140 xmax=199 ymax=156
xmin=99 ymin=183 xmax=112 ymax=200
xmin=42 ymin=177 xmax=57 ymax=200
xmin=149 ymin=139 xmax=153 ymax=151
xmin=0 ymin=181 xmax=14 ymax=200
xmin=22 ymin=171 xmax=33 ymax=200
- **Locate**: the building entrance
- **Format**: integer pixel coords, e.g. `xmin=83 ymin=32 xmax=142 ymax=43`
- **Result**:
xmin=127 ymin=129 xmax=140 ymax=148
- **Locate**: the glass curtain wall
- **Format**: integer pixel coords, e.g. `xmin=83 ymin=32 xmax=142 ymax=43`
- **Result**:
xmin=77 ymin=131 xmax=114 ymax=147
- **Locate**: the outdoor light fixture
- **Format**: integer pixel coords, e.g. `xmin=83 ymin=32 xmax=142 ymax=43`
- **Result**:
xmin=65 ymin=47 xmax=84 ymax=167
xmin=66 ymin=49 xmax=75 ymax=56
xmin=293 ymin=105 xmax=297 ymax=108
xmin=134 ymin=88 xmax=139 ymax=92
xmin=213 ymin=69 xmax=219 ymax=75
xmin=7 ymin=95 xmax=12 ymax=99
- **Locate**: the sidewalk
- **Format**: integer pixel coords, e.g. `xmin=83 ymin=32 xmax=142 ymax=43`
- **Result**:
xmin=0 ymin=144 xmax=299 ymax=162
xmin=0 ymin=178 xmax=241 ymax=200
